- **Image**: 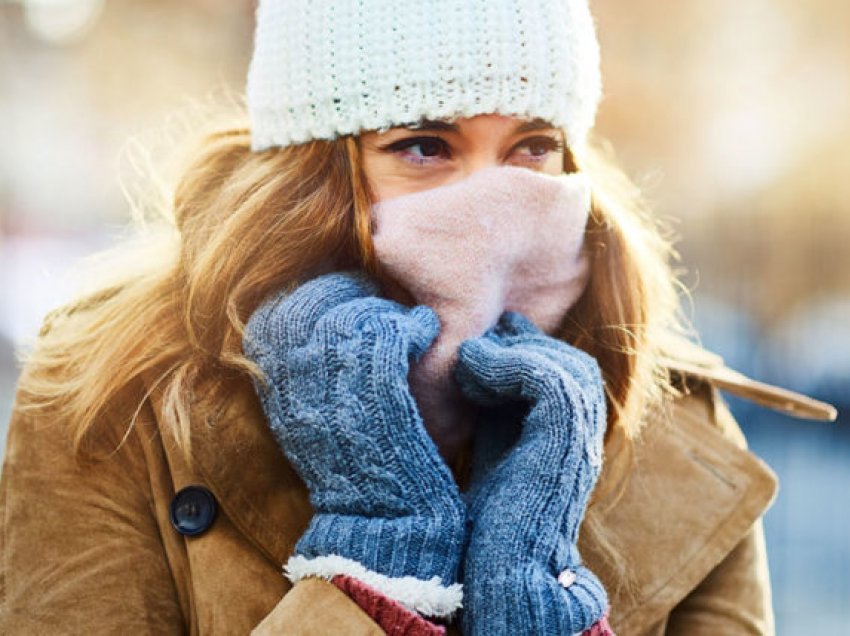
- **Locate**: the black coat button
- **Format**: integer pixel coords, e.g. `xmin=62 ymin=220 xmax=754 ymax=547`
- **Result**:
xmin=170 ymin=485 xmax=217 ymax=537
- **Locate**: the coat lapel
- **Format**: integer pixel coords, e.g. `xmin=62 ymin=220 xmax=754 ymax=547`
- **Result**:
xmin=150 ymin=372 xmax=313 ymax=567
xmin=580 ymin=384 xmax=779 ymax=633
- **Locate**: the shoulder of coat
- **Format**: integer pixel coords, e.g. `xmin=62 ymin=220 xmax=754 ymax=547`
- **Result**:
xmin=657 ymin=331 xmax=837 ymax=422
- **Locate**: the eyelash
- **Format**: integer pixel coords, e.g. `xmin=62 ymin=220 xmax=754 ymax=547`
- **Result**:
xmin=380 ymin=135 xmax=565 ymax=167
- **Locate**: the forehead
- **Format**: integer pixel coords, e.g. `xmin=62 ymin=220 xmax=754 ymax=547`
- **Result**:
xmin=364 ymin=115 xmax=560 ymax=138
xmin=409 ymin=115 xmax=556 ymax=132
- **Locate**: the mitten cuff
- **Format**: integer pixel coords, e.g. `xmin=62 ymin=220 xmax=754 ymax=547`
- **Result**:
xmin=285 ymin=554 xmax=463 ymax=618
xmin=296 ymin=511 xmax=466 ymax=586
xmin=462 ymin=562 xmax=608 ymax=634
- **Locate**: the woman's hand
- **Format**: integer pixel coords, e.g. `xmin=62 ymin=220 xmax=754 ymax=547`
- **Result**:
xmin=454 ymin=311 xmax=609 ymax=634
xmin=243 ymin=272 xmax=466 ymax=618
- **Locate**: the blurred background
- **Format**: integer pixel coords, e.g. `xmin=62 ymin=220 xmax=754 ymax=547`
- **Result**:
xmin=1 ymin=0 xmax=848 ymax=631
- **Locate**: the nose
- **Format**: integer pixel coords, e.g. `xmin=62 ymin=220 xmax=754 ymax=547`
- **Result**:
xmin=447 ymin=149 xmax=506 ymax=186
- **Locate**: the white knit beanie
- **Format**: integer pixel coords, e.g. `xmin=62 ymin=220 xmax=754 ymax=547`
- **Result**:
xmin=246 ymin=0 xmax=602 ymax=152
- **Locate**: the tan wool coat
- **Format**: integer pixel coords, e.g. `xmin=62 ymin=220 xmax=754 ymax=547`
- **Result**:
xmin=0 ymin=331 xmax=835 ymax=635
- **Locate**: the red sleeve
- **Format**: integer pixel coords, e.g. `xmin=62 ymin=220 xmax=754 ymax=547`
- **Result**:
xmin=331 ymin=574 xmax=447 ymax=636
xmin=331 ymin=574 xmax=614 ymax=636
xmin=584 ymin=612 xmax=616 ymax=635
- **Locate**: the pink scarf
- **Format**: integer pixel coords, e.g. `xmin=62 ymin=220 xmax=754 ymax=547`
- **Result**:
xmin=371 ymin=165 xmax=592 ymax=451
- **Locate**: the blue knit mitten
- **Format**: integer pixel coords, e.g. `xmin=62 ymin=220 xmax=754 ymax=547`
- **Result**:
xmin=454 ymin=311 xmax=609 ymax=634
xmin=243 ymin=272 xmax=466 ymax=618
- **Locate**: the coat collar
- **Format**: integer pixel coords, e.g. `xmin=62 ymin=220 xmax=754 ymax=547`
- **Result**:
xmin=146 ymin=344 xmax=789 ymax=633
xmin=658 ymin=332 xmax=837 ymax=421
xmin=579 ymin=382 xmax=778 ymax=632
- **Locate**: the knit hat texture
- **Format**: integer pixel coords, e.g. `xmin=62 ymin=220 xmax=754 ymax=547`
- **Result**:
xmin=247 ymin=0 xmax=602 ymax=151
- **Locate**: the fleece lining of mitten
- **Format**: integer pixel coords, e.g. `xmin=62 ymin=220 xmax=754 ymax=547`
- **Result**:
xmin=284 ymin=553 xmax=463 ymax=618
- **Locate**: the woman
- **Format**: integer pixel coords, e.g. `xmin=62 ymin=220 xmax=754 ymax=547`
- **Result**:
xmin=0 ymin=1 xmax=836 ymax=634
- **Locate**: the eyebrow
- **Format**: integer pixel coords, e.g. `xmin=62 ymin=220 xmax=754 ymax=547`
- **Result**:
xmin=406 ymin=117 xmax=557 ymax=134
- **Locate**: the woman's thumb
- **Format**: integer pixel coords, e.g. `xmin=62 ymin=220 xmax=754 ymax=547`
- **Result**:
xmin=454 ymin=336 xmax=525 ymax=405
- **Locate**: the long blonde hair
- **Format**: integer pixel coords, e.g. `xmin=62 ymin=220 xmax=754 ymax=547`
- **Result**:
xmin=15 ymin=112 xmax=684 ymax=471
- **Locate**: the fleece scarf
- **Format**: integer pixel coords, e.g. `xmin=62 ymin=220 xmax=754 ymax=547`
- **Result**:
xmin=371 ymin=165 xmax=592 ymax=444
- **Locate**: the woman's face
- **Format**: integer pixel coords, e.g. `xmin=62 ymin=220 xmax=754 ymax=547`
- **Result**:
xmin=359 ymin=114 xmax=573 ymax=202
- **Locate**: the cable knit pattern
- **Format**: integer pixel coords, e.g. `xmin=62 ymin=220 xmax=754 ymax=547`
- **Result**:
xmin=247 ymin=0 xmax=602 ymax=151
xmin=454 ymin=311 xmax=609 ymax=634
xmin=243 ymin=272 xmax=466 ymax=618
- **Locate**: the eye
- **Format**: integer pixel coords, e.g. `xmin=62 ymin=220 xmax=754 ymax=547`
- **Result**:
xmin=511 ymin=135 xmax=565 ymax=163
xmin=381 ymin=136 xmax=452 ymax=165
xmin=376 ymin=133 xmax=564 ymax=168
